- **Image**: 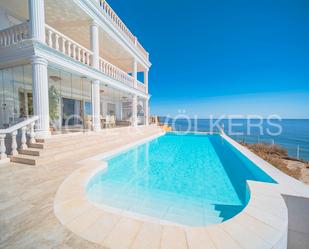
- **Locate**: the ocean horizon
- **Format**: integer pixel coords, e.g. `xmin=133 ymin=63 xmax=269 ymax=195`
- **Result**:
xmin=159 ymin=118 xmax=309 ymax=161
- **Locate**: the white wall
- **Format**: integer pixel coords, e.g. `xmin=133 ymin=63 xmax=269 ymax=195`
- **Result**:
xmin=283 ymin=195 xmax=309 ymax=249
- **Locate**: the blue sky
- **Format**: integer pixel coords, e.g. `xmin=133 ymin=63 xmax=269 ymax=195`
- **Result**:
xmin=110 ymin=0 xmax=309 ymax=118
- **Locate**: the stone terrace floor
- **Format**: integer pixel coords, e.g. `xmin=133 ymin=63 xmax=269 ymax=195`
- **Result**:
xmin=0 ymin=126 xmax=162 ymax=249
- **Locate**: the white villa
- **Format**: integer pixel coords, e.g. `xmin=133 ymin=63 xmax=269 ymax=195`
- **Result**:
xmin=0 ymin=0 xmax=151 ymax=138
xmin=1 ymin=2 xmax=309 ymax=249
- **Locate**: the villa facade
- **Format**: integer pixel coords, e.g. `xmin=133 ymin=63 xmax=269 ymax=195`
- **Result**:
xmin=0 ymin=0 xmax=151 ymax=137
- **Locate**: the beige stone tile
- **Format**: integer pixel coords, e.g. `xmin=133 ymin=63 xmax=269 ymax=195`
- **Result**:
xmin=66 ymin=207 xmax=104 ymax=235
xmin=234 ymin=212 xmax=282 ymax=246
xmin=81 ymin=212 xmax=121 ymax=244
xmin=130 ymin=222 xmax=162 ymax=249
xmin=244 ymin=205 xmax=287 ymax=231
xmin=249 ymin=194 xmax=287 ymax=219
xmin=221 ymin=220 xmax=270 ymax=249
xmin=160 ymin=225 xmax=188 ymax=249
xmin=54 ymin=198 xmax=92 ymax=224
xmin=185 ymin=227 xmax=216 ymax=249
xmin=206 ymin=225 xmax=242 ymax=249
xmin=102 ymin=217 xmax=142 ymax=249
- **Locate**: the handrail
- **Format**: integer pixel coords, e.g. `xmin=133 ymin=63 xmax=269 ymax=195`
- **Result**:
xmin=99 ymin=57 xmax=135 ymax=87
xmin=136 ymin=80 xmax=146 ymax=92
xmin=0 ymin=116 xmax=39 ymax=134
xmin=97 ymin=0 xmax=149 ymax=60
xmin=0 ymin=116 xmax=38 ymax=160
xmin=0 ymin=22 xmax=29 ymax=48
xmin=45 ymin=24 xmax=93 ymax=66
xmin=45 ymin=24 xmax=93 ymax=55
xmin=44 ymin=25 xmax=145 ymax=91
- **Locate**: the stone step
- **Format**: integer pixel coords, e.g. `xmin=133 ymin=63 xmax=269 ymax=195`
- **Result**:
xmin=10 ymin=154 xmax=37 ymax=165
xmin=28 ymin=143 xmax=44 ymax=149
xmin=42 ymin=129 xmax=145 ymax=146
xmin=41 ymin=129 xmax=159 ymax=150
xmin=12 ymin=127 xmax=162 ymax=166
xmin=18 ymin=148 xmax=42 ymax=156
xmin=41 ymin=133 xmax=124 ymax=150
xmin=36 ymin=130 xmax=161 ymax=165
xmin=19 ymin=128 xmax=160 ymax=161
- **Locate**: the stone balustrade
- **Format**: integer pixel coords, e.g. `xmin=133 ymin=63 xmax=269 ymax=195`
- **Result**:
xmin=99 ymin=58 xmax=135 ymax=88
xmin=136 ymin=81 xmax=146 ymax=92
xmin=45 ymin=25 xmax=93 ymax=66
xmin=136 ymin=40 xmax=149 ymax=60
xmin=97 ymin=0 xmax=149 ymax=60
xmin=0 ymin=22 xmax=147 ymax=93
xmin=0 ymin=116 xmax=38 ymax=162
xmin=0 ymin=22 xmax=29 ymax=48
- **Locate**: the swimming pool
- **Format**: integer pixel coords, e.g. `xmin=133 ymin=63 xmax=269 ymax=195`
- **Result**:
xmin=86 ymin=133 xmax=276 ymax=226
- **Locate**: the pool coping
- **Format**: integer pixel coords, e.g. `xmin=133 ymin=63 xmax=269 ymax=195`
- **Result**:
xmin=53 ymin=131 xmax=309 ymax=249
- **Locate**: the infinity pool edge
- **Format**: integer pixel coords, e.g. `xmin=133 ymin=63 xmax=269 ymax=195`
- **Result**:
xmin=53 ymin=131 xmax=301 ymax=249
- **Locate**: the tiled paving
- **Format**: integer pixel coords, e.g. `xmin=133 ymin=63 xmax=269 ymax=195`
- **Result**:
xmin=0 ymin=126 xmax=162 ymax=249
xmin=1 ymin=127 xmax=307 ymax=249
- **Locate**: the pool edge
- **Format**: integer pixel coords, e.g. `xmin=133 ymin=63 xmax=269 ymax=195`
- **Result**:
xmin=52 ymin=131 xmax=303 ymax=249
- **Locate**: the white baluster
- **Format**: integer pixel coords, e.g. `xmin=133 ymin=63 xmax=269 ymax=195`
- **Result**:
xmin=55 ymin=34 xmax=59 ymax=50
xmin=47 ymin=30 xmax=53 ymax=47
xmin=29 ymin=122 xmax=36 ymax=144
xmin=86 ymin=53 xmax=90 ymax=65
xmin=62 ymin=38 xmax=66 ymax=54
xmin=20 ymin=127 xmax=28 ymax=150
xmin=72 ymin=44 xmax=76 ymax=59
xmin=4 ymin=32 xmax=8 ymax=46
xmin=11 ymin=131 xmax=18 ymax=155
xmin=67 ymin=41 xmax=71 ymax=56
xmin=10 ymin=30 xmax=15 ymax=44
xmin=77 ymin=47 xmax=81 ymax=61
xmin=6 ymin=31 xmax=10 ymax=46
xmin=0 ymin=134 xmax=7 ymax=160
xmin=0 ymin=33 xmax=3 ymax=46
xmin=81 ymin=50 xmax=84 ymax=63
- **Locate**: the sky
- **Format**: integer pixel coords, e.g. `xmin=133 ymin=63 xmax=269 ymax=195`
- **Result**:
xmin=109 ymin=0 xmax=309 ymax=118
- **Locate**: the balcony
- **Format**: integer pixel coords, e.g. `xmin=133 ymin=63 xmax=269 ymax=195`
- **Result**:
xmin=97 ymin=0 xmax=149 ymax=60
xmin=0 ymin=22 xmax=147 ymax=93
xmin=0 ymin=22 xmax=29 ymax=47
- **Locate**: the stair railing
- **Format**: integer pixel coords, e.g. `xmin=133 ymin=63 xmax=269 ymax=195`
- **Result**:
xmin=0 ymin=116 xmax=39 ymax=162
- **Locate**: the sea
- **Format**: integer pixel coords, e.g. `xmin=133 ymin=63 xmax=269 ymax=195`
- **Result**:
xmin=159 ymin=118 xmax=309 ymax=161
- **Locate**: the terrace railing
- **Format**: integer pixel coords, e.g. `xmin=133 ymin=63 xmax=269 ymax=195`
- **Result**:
xmin=0 ymin=23 xmax=147 ymax=92
xmin=0 ymin=116 xmax=38 ymax=162
xmin=99 ymin=58 xmax=135 ymax=88
xmin=0 ymin=22 xmax=29 ymax=48
xmin=97 ymin=0 xmax=149 ymax=60
xmin=45 ymin=25 xmax=93 ymax=66
xmin=45 ymin=25 xmax=145 ymax=91
xmin=136 ymin=81 xmax=146 ymax=92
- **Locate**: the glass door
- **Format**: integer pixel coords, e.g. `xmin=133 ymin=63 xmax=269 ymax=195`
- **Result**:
xmin=62 ymin=98 xmax=83 ymax=127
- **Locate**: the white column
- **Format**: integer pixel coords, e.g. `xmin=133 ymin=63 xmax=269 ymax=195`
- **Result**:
xmin=92 ymin=80 xmax=101 ymax=131
xmin=132 ymin=95 xmax=138 ymax=127
xmin=133 ymin=58 xmax=137 ymax=88
xmin=31 ymin=56 xmax=50 ymax=138
xmin=145 ymin=99 xmax=149 ymax=125
xmin=90 ymin=20 xmax=101 ymax=131
xmin=90 ymin=20 xmax=99 ymax=69
xmin=144 ymin=69 xmax=149 ymax=93
xmin=28 ymin=0 xmax=46 ymax=43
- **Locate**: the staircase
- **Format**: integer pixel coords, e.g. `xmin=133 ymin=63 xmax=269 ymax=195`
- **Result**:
xmin=8 ymin=125 xmax=162 ymax=166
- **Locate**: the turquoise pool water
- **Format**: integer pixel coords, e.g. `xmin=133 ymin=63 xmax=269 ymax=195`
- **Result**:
xmin=86 ymin=133 xmax=276 ymax=226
